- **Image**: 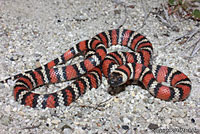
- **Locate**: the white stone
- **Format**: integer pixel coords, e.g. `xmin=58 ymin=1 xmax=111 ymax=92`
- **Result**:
xmin=178 ymin=118 xmax=185 ymax=124
xmin=51 ymin=119 xmax=61 ymax=125
xmin=165 ymin=118 xmax=171 ymax=124
xmin=63 ymin=128 xmax=73 ymax=134
xmin=123 ymin=117 xmax=131 ymax=124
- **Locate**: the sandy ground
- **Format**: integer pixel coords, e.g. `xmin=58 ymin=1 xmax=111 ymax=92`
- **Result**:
xmin=0 ymin=0 xmax=199 ymax=133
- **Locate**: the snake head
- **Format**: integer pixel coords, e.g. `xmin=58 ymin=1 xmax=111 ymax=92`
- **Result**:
xmin=108 ymin=72 xmax=123 ymax=87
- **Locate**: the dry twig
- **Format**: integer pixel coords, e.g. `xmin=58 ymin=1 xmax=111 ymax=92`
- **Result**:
xmin=156 ymin=5 xmax=179 ymax=32
xmin=77 ymin=97 xmax=113 ymax=111
xmin=190 ymin=37 xmax=200 ymax=57
xmin=163 ymin=28 xmax=200 ymax=47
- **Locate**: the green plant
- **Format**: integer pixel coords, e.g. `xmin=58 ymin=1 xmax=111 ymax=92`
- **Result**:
xmin=168 ymin=0 xmax=200 ymax=20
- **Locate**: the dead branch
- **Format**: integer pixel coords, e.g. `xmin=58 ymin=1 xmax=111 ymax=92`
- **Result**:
xmin=163 ymin=28 xmax=200 ymax=47
xmin=190 ymin=37 xmax=200 ymax=57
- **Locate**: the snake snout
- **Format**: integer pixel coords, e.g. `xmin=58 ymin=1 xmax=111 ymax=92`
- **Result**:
xmin=108 ymin=72 xmax=123 ymax=87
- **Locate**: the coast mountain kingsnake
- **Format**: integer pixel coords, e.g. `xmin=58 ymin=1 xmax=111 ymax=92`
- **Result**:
xmin=0 ymin=28 xmax=191 ymax=109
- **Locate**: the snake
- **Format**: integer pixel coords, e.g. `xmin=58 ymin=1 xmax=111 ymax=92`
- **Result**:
xmin=0 ymin=28 xmax=191 ymax=109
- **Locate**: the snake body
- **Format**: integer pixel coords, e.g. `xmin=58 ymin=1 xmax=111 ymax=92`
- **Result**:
xmin=0 ymin=29 xmax=191 ymax=109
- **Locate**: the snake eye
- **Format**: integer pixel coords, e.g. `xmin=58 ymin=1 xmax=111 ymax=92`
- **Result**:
xmin=117 ymin=77 xmax=122 ymax=83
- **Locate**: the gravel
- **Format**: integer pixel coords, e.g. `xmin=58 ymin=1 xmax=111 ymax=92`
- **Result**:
xmin=0 ymin=0 xmax=199 ymax=133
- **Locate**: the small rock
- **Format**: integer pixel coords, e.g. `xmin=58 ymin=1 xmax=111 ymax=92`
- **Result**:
xmin=131 ymin=91 xmax=135 ymax=97
xmin=67 ymin=32 xmax=73 ymax=37
xmin=58 ymin=122 xmax=73 ymax=131
xmin=130 ymin=99 xmax=135 ymax=104
xmin=63 ymin=128 xmax=73 ymax=134
xmin=113 ymin=97 xmax=119 ymax=103
xmin=12 ymin=107 xmax=17 ymax=112
xmin=148 ymin=123 xmax=159 ymax=130
xmin=24 ymin=119 xmax=30 ymax=123
xmin=74 ymin=15 xmax=88 ymax=21
xmin=123 ymin=117 xmax=131 ymax=124
xmin=18 ymin=111 xmax=25 ymax=116
xmin=191 ymin=118 xmax=195 ymax=123
xmin=147 ymin=98 xmax=154 ymax=104
xmin=121 ymin=125 xmax=129 ymax=130
xmin=57 ymin=19 xmax=61 ymax=23
xmin=51 ymin=119 xmax=61 ymax=125
xmin=165 ymin=118 xmax=171 ymax=124
xmin=10 ymin=56 xmax=18 ymax=61
xmin=178 ymin=118 xmax=184 ymax=124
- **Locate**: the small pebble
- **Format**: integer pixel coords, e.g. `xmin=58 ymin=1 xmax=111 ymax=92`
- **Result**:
xmin=131 ymin=91 xmax=135 ymax=97
xmin=121 ymin=125 xmax=129 ymax=130
xmin=191 ymin=118 xmax=195 ymax=123
xmin=113 ymin=97 xmax=119 ymax=103
xmin=9 ymin=56 xmax=18 ymax=61
xmin=133 ymin=127 xmax=137 ymax=131
xmin=123 ymin=117 xmax=131 ymax=124
xmin=12 ymin=107 xmax=17 ymax=112
xmin=18 ymin=111 xmax=25 ymax=116
xmin=63 ymin=128 xmax=73 ymax=134
xmin=51 ymin=119 xmax=61 ymax=125
xmin=165 ymin=118 xmax=171 ymax=124
xmin=148 ymin=123 xmax=159 ymax=130
xmin=178 ymin=118 xmax=185 ymax=124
